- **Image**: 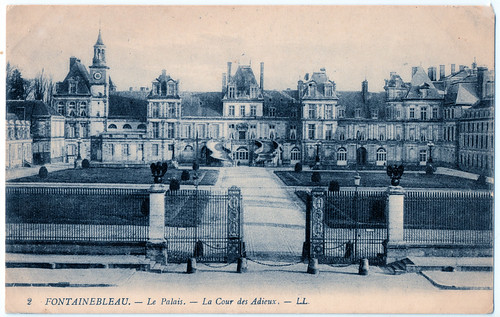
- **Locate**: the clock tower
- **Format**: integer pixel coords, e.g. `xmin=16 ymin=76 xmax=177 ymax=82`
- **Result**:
xmin=88 ymin=29 xmax=109 ymax=131
xmin=89 ymin=29 xmax=109 ymax=98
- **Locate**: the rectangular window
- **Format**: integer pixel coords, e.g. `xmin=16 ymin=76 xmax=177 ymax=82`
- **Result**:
xmin=123 ymin=144 xmax=129 ymax=156
xmin=152 ymin=103 xmax=159 ymax=118
xmin=138 ymin=144 xmax=144 ymax=152
xmin=308 ymin=104 xmax=316 ymax=119
xmin=228 ymin=87 xmax=235 ymax=98
xmin=240 ymin=105 xmax=246 ymax=117
xmin=80 ymin=123 xmax=88 ymax=138
xmin=228 ymin=105 xmax=235 ymax=116
xmin=168 ymin=103 xmax=176 ymax=117
xmin=152 ymin=144 xmax=159 ymax=156
xmin=325 ymin=124 xmax=332 ymax=140
xmin=269 ymin=107 xmax=276 ymax=117
xmin=338 ymin=108 xmax=345 ymax=118
xmin=409 ymin=107 xmax=415 ymax=119
xmin=152 ymin=122 xmax=160 ymax=138
xmin=167 ymin=123 xmax=175 ymax=138
xmin=69 ymin=82 xmax=77 ymax=94
xmin=325 ymin=105 xmax=333 ymax=119
xmin=308 ymin=124 xmax=316 ymax=140
xmin=250 ymin=105 xmax=257 ymax=116
xmin=432 ymin=107 xmax=438 ymax=119
xmin=420 ymin=107 xmax=427 ymax=120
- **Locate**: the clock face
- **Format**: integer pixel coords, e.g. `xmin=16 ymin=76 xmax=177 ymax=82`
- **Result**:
xmin=93 ymin=72 xmax=102 ymax=80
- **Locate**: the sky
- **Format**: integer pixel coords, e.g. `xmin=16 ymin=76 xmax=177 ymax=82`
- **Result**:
xmin=6 ymin=5 xmax=495 ymax=93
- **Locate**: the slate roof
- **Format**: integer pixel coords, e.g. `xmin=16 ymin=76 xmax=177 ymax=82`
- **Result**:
xmin=54 ymin=59 xmax=92 ymax=95
xmin=299 ymin=70 xmax=338 ymax=100
xmin=6 ymin=100 xmax=63 ymax=121
xmin=108 ymin=94 xmax=148 ymax=121
xmin=225 ymin=65 xmax=263 ymax=99
xmin=263 ymin=90 xmax=300 ymax=118
xmin=95 ymin=29 xmax=104 ymax=45
xmin=337 ymin=91 xmax=387 ymax=119
xmin=181 ymin=92 xmax=223 ymax=117
xmin=405 ymin=67 xmax=443 ymax=100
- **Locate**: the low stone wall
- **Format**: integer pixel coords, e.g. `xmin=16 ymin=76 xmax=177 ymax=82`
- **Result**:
xmin=386 ymin=242 xmax=493 ymax=263
xmin=6 ymin=240 xmax=147 ymax=255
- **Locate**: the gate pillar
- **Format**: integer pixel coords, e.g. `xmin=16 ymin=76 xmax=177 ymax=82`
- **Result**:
xmin=305 ymin=188 xmax=326 ymax=261
xmin=385 ymin=185 xmax=405 ymax=264
xmin=228 ymin=186 xmax=243 ymax=263
xmin=146 ymin=184 xmax=168 ymax=264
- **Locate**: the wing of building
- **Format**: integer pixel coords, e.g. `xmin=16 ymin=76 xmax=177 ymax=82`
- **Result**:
xmin=8 ymin=30 xmax=493 ymax=177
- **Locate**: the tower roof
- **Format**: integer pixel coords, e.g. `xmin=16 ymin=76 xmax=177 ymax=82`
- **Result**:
xmin=95 ymin=29 xmax=104 ymax=46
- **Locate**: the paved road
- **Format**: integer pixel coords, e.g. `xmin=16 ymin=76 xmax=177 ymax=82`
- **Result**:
xmin=216 ymin=166 xmax=306 ymax=260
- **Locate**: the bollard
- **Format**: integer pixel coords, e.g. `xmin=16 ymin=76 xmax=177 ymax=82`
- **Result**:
xmin=194 ymin=240 xmax=204 ymax=259
xmin=187 ymin=258 xmax=197 ymax=274
xmin=358 ymin=258 xmax=369 ymax=275
xmin=237 ymin=257 xmax=248 ymax=273
xmin=307 ymin=258 xmax=319 ymax=274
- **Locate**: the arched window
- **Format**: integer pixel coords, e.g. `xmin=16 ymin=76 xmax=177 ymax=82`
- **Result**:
xmin=235 ymin=147 xmax=249 ymax=160
xmin=184 ymin=145 xmax=194 ymax=151
xmin=68 ymin=102 xmax=76 ymax=117
xmin=290 ymin=147 xmax=301 ymax=161
xmin=376 ymin=148 xmax=387 ymax=166
xmin=336 ymin=147 xmax=347 ymax=166
xmin=108 ymin=124 xmax=117 ymax=129
xmin=123 ymin=124 xmax=132 ymax=129
xmin=79 ymin=102 xmax=87 ymax=117
xmin=138 ymin=124 xmax=147 ymax=130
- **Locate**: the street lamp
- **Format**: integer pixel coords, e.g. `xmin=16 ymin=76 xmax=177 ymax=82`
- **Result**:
xmin=426 ymin=141 xmax=435 ymax=175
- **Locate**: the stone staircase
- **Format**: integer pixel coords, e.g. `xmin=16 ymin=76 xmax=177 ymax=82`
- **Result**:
xmin=386 ymin=256 xmax=493 ymax=274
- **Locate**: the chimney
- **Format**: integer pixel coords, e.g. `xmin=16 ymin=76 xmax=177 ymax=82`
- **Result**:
xmin=222 ymin=73 xmax=227 ymax=94
xmin=70 ymin=57 xmax=77 ymax=69
xmin=459 ymin=65 xmax=465 ymax=72
xmin=390 ymin=71 xmax=396 ymax=77
xmin=428 ymin=67 xmax=436 ymax=81
xmin=162 ymin=69 xmax=167 ymax=77
xmin=477 ymin=66 xmax=488 ymax=99
xmin=304 ymin=73 xmax=309 ymax=81
xmin=439 ymin=65 xmax=445 ymax=80
xmin=227 ymin=62 xmax=232 ymax=83
xmin=451 ymin=64 xmax=456 ymax=74
xmin=129 ymin=87 xmax=133 ymax=91
xmin=362 ymin=80 xmax=368 ymax=103
xmin=260 ymin=62 xmax=264 ymax=91
xmin=412 ymin=67 xmax=418 ymax=76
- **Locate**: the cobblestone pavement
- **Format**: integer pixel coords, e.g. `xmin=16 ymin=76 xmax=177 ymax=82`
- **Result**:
xmin=216 ymin=166 xmax=306 ymax=260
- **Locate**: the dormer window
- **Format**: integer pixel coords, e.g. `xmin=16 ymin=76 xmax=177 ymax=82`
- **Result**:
xmin=228 ymin=86 xmax=235 ymax=98
xmin=307 ymin=83 xmax=313 ymax=96
xmin=269 ymin=107 xmax=276 ymax=117
xmin=355 ymin=108 xmax=362 ymax=118
xmin=69 ymin=82 xmax=77 ymax=94
xmin=325 ymin=84 xmax=333 ymax=97
xmin=371 ymin=109 xmax=378 ymax=119
xmin=250 ymin=87 xmax=258 ymax=98
xmin=167 ymin=82 xmax=175 ymax=95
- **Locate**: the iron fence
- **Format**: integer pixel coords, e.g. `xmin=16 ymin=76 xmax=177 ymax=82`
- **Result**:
xmin=164 ymin=189 xmax=241 ymax=263
xmin=404 ymin=190 xmax=493 ymax=245
xmin=6 ymin=186 xmax=149 ymax=242
xmin=321 ymin=190 xmax=387 ymax=264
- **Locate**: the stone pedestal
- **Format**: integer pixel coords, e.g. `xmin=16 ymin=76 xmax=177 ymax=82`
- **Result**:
xmin=385 ymin=185 xmax=405 ymax=263
xmin=146 ymin=184 xmax=168 ymax=264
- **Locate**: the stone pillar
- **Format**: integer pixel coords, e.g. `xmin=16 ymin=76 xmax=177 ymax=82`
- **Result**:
xmin=146 ymin=184 xmax=168 ymax=264
xmin=227 ymin=186 xmax=243 ymax=262
xmin=310 ymin=188 xmax=326 ymax=260
xmin=385 ymin=185 xmax=406 ymax=264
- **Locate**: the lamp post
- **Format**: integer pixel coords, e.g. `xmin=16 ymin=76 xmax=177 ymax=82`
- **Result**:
xmin=353 ymin=173 xmax=361 ymax=260
xmin=426 ymin=141 xmax=435 ymax=175
xmin=427 ymin=141 xmax=434 ymax=163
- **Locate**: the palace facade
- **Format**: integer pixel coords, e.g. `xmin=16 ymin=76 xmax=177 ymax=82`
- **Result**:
xmin=7 ymin=31 xmax=495 ymax=176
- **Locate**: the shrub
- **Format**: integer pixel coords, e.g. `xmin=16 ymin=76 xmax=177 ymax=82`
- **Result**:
xmin=169 ymin=178 xmax=180 ymax=191
xmin=38 ymin=166 xmax=48 ymax=179
xmin=82 ymin=159 xmax=90 ymax=169
xmin=192 ymin=161 xmax=199 ymax=171
xmin=294 ymin=162 xmax=302 ymax=172
xmin=425 ymin=164 xmax=434 ymax=175
xmin=181 ymin=170 xmax=190 ymax=181
xmin=477 ymin=174 xmax=487 ymax=185
xmin=311 ymin=171 xmax=321 ymax=183
xmin=328 ymin=180 xmax=340 ymax=192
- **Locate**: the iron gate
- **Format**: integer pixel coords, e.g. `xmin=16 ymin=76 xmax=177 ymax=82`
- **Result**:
xmin=305 ymin=188 xmax=387 ymax=264
xmin=164 ymin=186 xmax=244 ymax=263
